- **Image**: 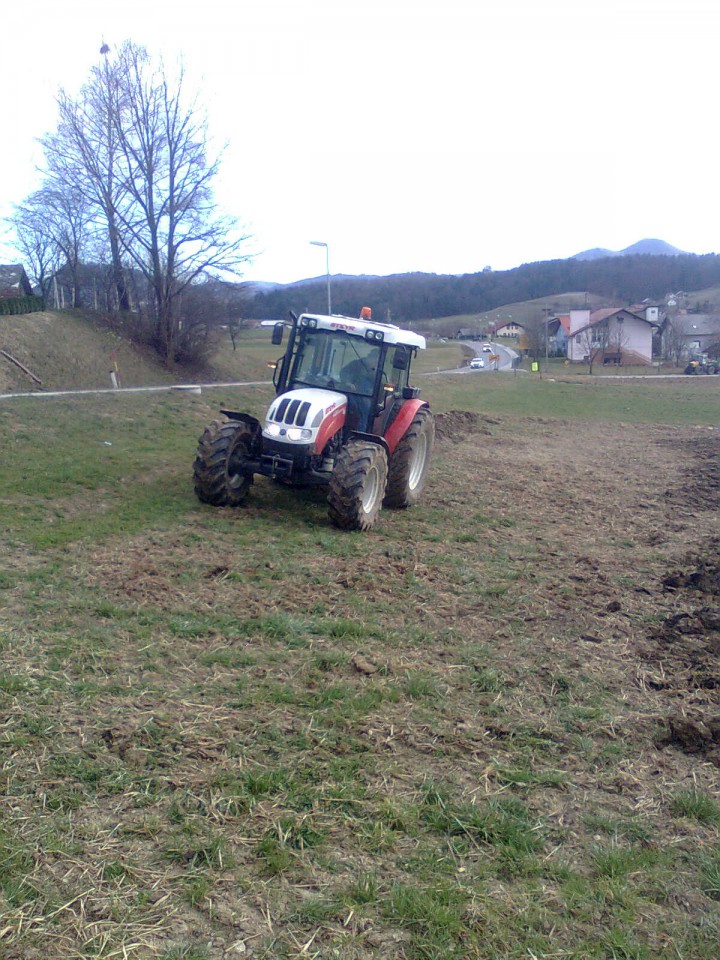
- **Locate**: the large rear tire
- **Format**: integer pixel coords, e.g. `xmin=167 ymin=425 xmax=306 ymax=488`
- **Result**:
xmin=384 ymin=408 xmax=434 ymax=508
xmin=193 ymin=420 xmax=255 ymax=506
xmin=328 ymin=439 xmax=388 ymax=531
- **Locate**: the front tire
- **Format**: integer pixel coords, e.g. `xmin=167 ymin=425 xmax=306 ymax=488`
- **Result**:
xmin=328 ymin=439 xmax=388 ymax=531
xmin=193 ymin=420 xmax=255 ymax=506
xmin=384 ymin=408 xmax=434 ymax=508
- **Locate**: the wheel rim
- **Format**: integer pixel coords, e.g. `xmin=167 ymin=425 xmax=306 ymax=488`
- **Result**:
xmin=227 ymin=441 xmax=248 ymax=491
xmin=361 ymin=465 xmax=380 ymax=513
xmin=407 ymin=433 xmax=428 ymax=490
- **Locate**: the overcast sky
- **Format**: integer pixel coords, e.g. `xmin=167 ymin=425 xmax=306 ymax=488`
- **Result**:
xmin=2 ymin=0 xmax=718 ymax=285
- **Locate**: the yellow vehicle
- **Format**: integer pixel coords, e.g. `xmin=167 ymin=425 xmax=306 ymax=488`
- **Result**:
xmin=684 ymin=355 xmax=719 ymax=375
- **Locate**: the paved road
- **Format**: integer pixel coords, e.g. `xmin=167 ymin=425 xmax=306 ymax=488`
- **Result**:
xmin=424 ymin=340 xmax=519 ymax=375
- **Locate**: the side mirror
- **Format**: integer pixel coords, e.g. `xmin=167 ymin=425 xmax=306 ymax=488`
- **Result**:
xmin=271 ymin=323 xmax=284 ymax=346
xmin=392 ymin=345 xmax=410 ymax=370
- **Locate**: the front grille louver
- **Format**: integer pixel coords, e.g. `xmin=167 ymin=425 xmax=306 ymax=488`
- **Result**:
xmin=270 ymin=399 xmax=312 ymax=427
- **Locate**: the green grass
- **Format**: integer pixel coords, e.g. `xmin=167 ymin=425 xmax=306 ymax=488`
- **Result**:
xmin=670 ymin=790 xmax=720 ymax=824
xmin=0 ymin=381 xmax=719 ymax=958
xmin=420 ymin=370 xmax=720 ymax=426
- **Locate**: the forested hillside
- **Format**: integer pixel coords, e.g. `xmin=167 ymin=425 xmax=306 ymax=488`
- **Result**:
xmin=242 ymin=253 xmax=720 ymax=323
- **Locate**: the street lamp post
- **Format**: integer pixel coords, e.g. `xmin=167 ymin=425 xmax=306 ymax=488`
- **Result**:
xmin=310 ymin=241 xmax=331 ymax=315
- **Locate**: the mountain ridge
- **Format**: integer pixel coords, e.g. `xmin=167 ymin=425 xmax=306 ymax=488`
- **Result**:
xmin=238 ymin=242 xmax=720 ymax=324
xmin=243 ymin=239 xmax=691 ymax=289
xmin=572 ymin=238 xmax=687 ymax=261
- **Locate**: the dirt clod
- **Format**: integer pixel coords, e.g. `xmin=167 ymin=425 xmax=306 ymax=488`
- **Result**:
xmin=434 ymin=409 xmax=491 ymax=441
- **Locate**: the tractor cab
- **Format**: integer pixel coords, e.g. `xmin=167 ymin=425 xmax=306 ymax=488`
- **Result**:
xmin=268 ymin=313 xmax=424 ymax=433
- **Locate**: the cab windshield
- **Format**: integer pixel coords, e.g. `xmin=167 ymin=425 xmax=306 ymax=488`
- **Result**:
xmin=290 ymin=330 xmax=382 ymax=397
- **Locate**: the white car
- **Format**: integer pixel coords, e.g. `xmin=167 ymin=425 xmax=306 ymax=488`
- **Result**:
xmin=482 ymin=343 xmax=493 ymax=352
xmin=469 ymin=357 xmax=485 ymax=369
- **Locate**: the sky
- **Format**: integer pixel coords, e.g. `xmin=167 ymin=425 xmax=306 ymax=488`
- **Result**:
xmin=2 ymin=0 xmax=719 ymax=285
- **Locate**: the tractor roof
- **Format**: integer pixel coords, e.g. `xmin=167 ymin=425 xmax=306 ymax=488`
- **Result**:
xmin=300 ymin=313 xmax=426 ymax=349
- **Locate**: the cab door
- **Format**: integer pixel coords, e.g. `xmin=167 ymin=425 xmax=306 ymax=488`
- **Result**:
xmin=372 ymin=345 xmax=411 ymax=436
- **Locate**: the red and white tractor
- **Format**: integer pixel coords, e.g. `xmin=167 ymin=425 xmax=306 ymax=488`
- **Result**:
xmin=193 ymin=309 xmax=434 ymax=530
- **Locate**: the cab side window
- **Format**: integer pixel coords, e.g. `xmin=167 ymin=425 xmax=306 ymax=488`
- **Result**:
xmin=382 ymin=346 xmax=409 ymax=393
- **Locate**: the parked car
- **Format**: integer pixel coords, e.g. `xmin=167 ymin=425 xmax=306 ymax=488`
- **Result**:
xmin=470 ymin=357 xmax=485 ymax=369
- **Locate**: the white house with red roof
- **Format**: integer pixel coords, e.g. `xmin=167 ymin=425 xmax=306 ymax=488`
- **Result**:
xmin=490 ymin=318 xmax=524 ymax=338
xmin=565 ymin=307 xmax=655 ymax=365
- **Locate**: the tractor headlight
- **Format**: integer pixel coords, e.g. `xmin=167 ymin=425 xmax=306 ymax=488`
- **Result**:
xmin=365 ymin=329 xmax=384 ymax=342
xmin=286 ymin=427 xmax=312 ymax=441
xmin=265 ymin=422 xmax=282 ymax=437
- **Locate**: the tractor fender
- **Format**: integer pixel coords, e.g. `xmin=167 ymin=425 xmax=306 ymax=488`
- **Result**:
xmin=383 ymin=399 xmax=429 ymax=456
xmin=220 ymin=410 xmax=262 ymax=433
xmin=348 ymin=431 xmax=389 ymax=456
xmin=314 ymin=403 xmax=347 ymax=454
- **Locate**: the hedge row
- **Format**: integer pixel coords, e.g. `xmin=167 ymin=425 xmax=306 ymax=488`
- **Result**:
xmin=0 ymin=296 xmax=45 ymax=315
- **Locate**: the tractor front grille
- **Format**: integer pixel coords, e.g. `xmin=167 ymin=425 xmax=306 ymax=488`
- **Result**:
xmin=270 ymin=398 xmax=312 ymax=427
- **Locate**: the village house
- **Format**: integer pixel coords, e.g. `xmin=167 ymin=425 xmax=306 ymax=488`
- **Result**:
xmin=490 ymin=319 xmax=524 ymax=338
xmin=663 ymin=313 xmax=720 ymax=358
xmin=563 ymin=307 xmax=656 ymax=365
xmin=0 ymin=264 xmax=33 ymax=299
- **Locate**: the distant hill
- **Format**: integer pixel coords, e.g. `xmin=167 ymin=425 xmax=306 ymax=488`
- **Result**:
xmin=242 ymin=274 xmax=381 ymax=293
xmin=241 ymin=247 xmax=720 ymax=325
xmin=572 ymin=238 xmax=687 ymax=261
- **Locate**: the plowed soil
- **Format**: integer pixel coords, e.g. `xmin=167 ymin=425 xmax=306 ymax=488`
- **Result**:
xmin=81 ymin=412 xmax=720 ymax=777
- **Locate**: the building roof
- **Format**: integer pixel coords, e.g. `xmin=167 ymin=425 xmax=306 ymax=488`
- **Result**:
xmin=490 ymin=320 xmax=524 ymax=334
xmin=0 ymin=264 xmax=33 ymax=296
xmin=674 ymin=314 xmax=720 ymax=336
xmin=629 ymin=302 xmax=661 ymax=312
xmin=590 ymin=307 xmax=638 ymax=324
xmin=571 ymin=307 xmax=651 ymax=338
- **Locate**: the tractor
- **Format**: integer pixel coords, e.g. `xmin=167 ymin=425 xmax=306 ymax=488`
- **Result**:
xmin=684 ymin=354 xmax=719 ymax=375
xmin=193 ymin=310 xmax=434 ymax=530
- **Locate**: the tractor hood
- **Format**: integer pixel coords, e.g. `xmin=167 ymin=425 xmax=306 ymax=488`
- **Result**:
xmin=262 ymin=388 xmax=347 ymax=454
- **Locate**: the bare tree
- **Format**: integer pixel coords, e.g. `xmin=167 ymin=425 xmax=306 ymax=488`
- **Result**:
xmin=41 ymin=48 xmax=133 ymax=312
xmin=520 ymin=313 xmax=545 ymax=360
xmin=663 ymin=315 xmax=692 ymax=366
xmin=41 ymin=186 xmax=92 ymax=308
xmin=6 ymin=196 xmax=63 ymax=301
xmin=573 ymin=321 xmax=611 ymax=375
xmin=107 ymin=43 xmax=251 ymax=365
xmin=10 ymin=187 xmax=91 ymax=308
xmin=611 ymin=316 xmax=631 ymax=364
xmin=12 ymin=41 xmax=250 ymax=363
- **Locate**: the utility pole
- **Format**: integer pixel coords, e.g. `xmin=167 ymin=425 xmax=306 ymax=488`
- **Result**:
xmin=310 ymin=241 xmax=331 ymax=315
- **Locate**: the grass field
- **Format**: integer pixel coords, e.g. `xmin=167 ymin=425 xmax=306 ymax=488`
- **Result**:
xmin=1 ymin=373 xmax=719 ymax=959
